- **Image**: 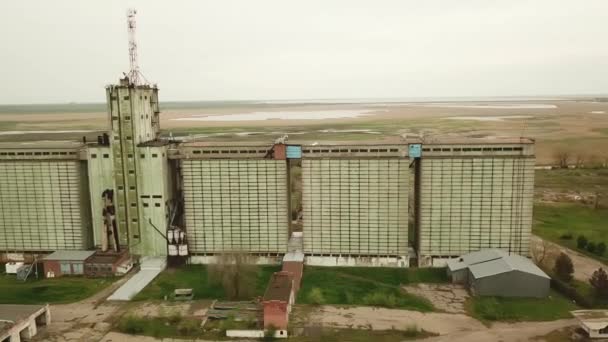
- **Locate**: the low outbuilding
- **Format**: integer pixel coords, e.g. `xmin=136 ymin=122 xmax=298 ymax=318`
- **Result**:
xmin=42 ymin=250 xmax=95 ymax=277
xmin=262 ymin=271 xmax=294 ymax=334
xmin=572 ymin=310 xmax=608 ymax=339
xmin=447 ymin=249 xmax=550 ymax=298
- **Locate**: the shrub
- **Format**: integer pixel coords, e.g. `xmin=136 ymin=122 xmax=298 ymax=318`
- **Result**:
xmin=176 ymin=319 xmax=200 ymax=336
xmin=587 ymin=242 xmax=597 ymax=254
xmin=308 ymin=287 xmax=325 ymax=305
xmin=403 ymin=324 xmax=419 ymax=337
xmin=590 ymin=268 xmax=608 ymax=299
xmin=577 ymin=235 xmax=588 ymax=249
xmin=362 ymin=291 xmax=398 ymax=308
xmin=597 ymin=243 xmax=607 ymax=256
xmin=554 ymin=253 xmax=574 ymax=282
xmin=550 ymin=278 xmax=593 ymax=308
xmin=560 ymin=233 xmax=573 ymax=240
xmin=118 ymin=316 xmax=145 ymax=335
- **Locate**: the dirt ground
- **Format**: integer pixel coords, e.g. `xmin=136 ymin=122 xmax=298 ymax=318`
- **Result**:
xmin=300 ymin=305 xmax=486 ymax=335
xmin=31 ymin=275 xmax=132 ymax=342
xmin=531 ymin=235 xmax=606 ymax=282
xmin=2 ymin=100 xmax=608 ymax=164
xmin=402 ymin=284 xmax=469 ymax=314
xmin=299 ymin=305 xmax=577 ymax=342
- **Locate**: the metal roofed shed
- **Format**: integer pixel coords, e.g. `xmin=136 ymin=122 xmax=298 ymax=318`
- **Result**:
xmin=42 ymin=250 xmax=95 ymax=278
xmin=447 ymin=249 xmax=550 ymax=298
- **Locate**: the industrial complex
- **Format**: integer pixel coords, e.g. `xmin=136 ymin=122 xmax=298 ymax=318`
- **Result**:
xmin=0 ymin=11 xmax=535 ymax=272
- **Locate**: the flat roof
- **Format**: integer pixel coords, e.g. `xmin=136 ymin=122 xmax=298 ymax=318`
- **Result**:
xmin=0 ymin=304 xmax=45 ymax=323
xmin=43 ymin=250 xmax=95 ymax=261
xmin=0 ymin=141 xmax=84 ymax=149
xmin=263 ymin=272 xmax=293 ymax=302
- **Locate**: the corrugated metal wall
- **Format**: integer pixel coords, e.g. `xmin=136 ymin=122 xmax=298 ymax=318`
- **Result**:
xmin=302 ymin=159 xmax=409 ymax=256
xmin=419 ymin=157 xmax=534 ymax=257
xmin=0 ymin=161 xmax=88 ymax=251
xmin=182 ymin=160 xmax=288 ymax=253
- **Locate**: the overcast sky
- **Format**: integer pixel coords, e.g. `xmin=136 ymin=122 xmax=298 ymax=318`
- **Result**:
xmin=1 ymin=0 xmax=607 ymax=104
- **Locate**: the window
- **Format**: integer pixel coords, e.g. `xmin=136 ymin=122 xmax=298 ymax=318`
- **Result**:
xmin=152 ymin=195 xmax=162 ymax=198
xmin=91 ymin=154 xmax=97 ymax=158
xmin=103 ymin=154 xmax=109 ymax=158
xmin=131 ymin=203 xmax=136 ymax=207
xmin=126 ymin=136 xmax=132 ymax=140
xmin=129 ymin=170 xmax=135 ymax=174
xmin=193 ymin=150 xmax=201 ymax=154
xmin=143 ymin=203 xmax=149 ymax=207
xmin=60 ymin=262 xmax=71 ymax=275
xmin=389 ymin=148 xmax=399 ymax=152
xmin=132 ymin=218 xmax=138 ymax=223
xmin=125 ymin=116 xmax=131 ymax=120
xmin=140 ymin=154 xmax=145 ymax=158
xmin=118 ymin=186 xmax=124 ymax=190
xmin=141 ymin=195 xmax=150 ymax=198
xmin=72 ymin=263 xmax=83 ymax=275
xmin=130 ymin=186 xmax=135 ymax=190
xmin=128 ymin=154 xmax=133 ymax=158
xmin=123 ymin=95 xmax=130 ymax=100
xmin=155 ymin=203 xmax=161 ymax=207
xmin=152 ymin=154 xmax=158 ymax=158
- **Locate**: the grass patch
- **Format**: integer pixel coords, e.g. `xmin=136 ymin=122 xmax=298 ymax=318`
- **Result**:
xmin=466 ymin=290 xmax=577 ymax=322
xmin=533 ymin=202 xmax=608 ymax=263
xmin=296 ymin=267 xmax=446 ymax=311
xmin=0 ymin=274 xmax=115 ymax=304
xmin=134 ymin=264 xmax=280 ymax=301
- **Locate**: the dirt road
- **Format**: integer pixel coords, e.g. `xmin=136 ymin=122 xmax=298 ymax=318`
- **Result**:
xmin=32 ymin=276 xmax=131 ymax=342
xmin=531 ymin=235 xmax=605 ymax=281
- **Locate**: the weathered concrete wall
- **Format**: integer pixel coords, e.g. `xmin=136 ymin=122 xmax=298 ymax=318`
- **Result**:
xmin=87 ymin=146 xmax=114 ymax=247
xmin=0 ymin=160 xmax=91 ymax=251
xmin=302 ymin=159 xmax=409 ymax=256
xmin=418 ymin=143 xmax=535 ymax=260
xmin=182 ymin=160 xmax=289 ymax=254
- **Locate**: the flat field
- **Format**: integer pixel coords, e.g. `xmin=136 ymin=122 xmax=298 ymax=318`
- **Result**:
xmin=296 ymin=266 xmax=446 ymax=311
xmin=2 ymin=99 xmax=608 ymax=164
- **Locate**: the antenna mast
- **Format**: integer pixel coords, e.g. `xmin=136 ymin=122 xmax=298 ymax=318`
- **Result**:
xmin=126 ymin=8 xmax=141 ymax=85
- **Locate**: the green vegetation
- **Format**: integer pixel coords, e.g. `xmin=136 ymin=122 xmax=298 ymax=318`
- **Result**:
xmin=466 ymin=291 xmax=577 ymax=322
xmin=134 ymin=264 xmax=280 ymax=301
xmin=533 ymin=203 xmax=608 ymax=263
xmin=0 ymin=274 xmax=115 ymax=304
xmin=117 ymin=315 xmax=207 ymax=339
xmin=297 ymin=267 xmax=447 ymax=311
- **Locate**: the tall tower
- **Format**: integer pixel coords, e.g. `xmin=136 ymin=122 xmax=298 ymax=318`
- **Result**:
xmin=105 ymin=9 xmax=167 ymax=256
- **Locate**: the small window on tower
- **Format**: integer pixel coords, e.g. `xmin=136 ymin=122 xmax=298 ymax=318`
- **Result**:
xmin=152 ymin=154 xmax=158 ymax=158
xmin=103 ymin=154 xmax=109 ymax=158
xmin=123 ymin=96 xmax=129 ymax=100
xmin=91 ymin=154 xmax=97 ymax=158
xmin=155 ymin=203 xmax=161 ymax=207
xmin=140 ymin=154 xmax=145 ymax=158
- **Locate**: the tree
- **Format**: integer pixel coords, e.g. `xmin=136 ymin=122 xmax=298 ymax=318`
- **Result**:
xmin=208 ymin=252 xmax=258 ymax=300
xmin=577 ymin=235 xmax=588 ymax=249
xmin=597 ymin=242 xmax=607 ymax=256
xmin=590 ymin=268 xmax=608 ymax=299
xmin=587 ymin=242 xmax=597 ymax=254
xmin=554 ymin=253 xmax=574 ymax=282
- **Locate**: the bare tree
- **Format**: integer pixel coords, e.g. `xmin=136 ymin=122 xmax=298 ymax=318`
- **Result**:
xmin=532 ymin=238 xmax=559 ymax=270
xmin=554 ymin=150 xmax=570 ymax=168
xmin=208 ymin=252 xmax=258 ymax=300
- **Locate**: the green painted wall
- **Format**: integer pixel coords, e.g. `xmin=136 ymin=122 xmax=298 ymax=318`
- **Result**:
xmin=302 ymin=159 xmax=409 ymax=256
xmin=86 ymin=146 xmax=114 ymax=247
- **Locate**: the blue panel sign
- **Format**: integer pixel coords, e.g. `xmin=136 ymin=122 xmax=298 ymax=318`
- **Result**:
xmin=409 ymin=144 xmax=422 ymax=158
xmin=286 ymin=145 xmax=302 ymax=159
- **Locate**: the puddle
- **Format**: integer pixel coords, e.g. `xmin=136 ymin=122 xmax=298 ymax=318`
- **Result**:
xmin=172 ymin=110 xmax=379 ymax=121
xmin=445 ymin=115 xmax=533 ymax=122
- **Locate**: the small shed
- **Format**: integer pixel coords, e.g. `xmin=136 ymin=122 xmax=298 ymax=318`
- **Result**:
xmin=42 ymin=251 xmax=95 ymax=277
xmin=572 ymin=310 xmax=608 ymax=339
xmin=447 ymin=249 xmax=550 ymax=298
xmin=262 ymin=271 xmax=294 ymax=332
